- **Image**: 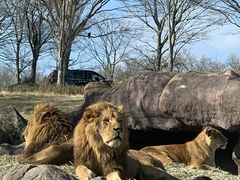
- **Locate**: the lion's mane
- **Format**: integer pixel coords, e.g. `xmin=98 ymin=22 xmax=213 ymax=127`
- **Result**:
xmin=22 ymin=103 xmax=73 ymax=159
xmin=73 ymin=101 xmax=128 ymax=178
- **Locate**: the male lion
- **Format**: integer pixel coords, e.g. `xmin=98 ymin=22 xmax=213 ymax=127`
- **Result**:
xmin=140 ymin=126 xmax=228 ymax=170
xmin=20 ymin=103 xmax=74 ymax=165
xmin=74 ymin=101 xmax=177 ymax=180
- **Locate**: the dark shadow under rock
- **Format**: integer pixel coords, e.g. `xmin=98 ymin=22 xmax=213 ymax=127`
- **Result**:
xmin=0 ymin=143 xmax=24 ymax=155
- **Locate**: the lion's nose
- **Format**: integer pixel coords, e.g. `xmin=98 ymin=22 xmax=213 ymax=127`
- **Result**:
xmin=114 ymin=127 xmax=122 ymax=133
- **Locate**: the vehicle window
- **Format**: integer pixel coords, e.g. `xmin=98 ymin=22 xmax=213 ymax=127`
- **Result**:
xmin=67 ymin=71 xmax=74 ymax=78
xmin=86 ymin=73 xmax=92 ymax=80
xmin=92 ymin=74 xmax=103 ymax=81
xmin=75 ymin=72 xmax=85 ymax=79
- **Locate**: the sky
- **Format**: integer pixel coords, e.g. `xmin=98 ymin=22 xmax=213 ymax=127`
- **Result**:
xmin=38 ymin=1 xmax=240 ymax=76
xmin=187 ymin=24 xmax=240 ymax=63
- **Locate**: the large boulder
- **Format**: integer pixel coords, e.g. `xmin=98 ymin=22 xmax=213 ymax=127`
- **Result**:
xmin=0 ymin=164 xmax=77 ymax=180
xmin=74 ymin=70 xmax=240 ymax=132
xmin=73 ymin=71 xmax=173 ymax=130
xmin=159 ymin=70 xmax=240 ymax=132
xmin=0 ymin=105 xmax=27 ymax=145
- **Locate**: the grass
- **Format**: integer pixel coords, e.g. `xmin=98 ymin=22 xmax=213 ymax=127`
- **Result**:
xmin=0 ymin=155 xmax=238 ymax=180
xmin=0 ymin=91 xmax=239 ymax=179
xmin=0 ymin=91 xmax=84 ymax=118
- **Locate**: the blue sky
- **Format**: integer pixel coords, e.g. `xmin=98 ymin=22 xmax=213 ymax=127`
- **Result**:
xmin=39 ymin=1 xmax=240 ymax=75
xmin=188 ymin=24 xmax=240 ymax=63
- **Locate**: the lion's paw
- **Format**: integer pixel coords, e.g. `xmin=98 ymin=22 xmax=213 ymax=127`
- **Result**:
xmin=76 ymin=165 xmax=96 ymax=180
xmin=106 ymin=171 xmax=122 ymax=180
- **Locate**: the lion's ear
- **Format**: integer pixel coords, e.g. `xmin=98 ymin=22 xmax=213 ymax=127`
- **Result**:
xmin=205 ymin=127 xmax=213 ymax=137
xmin=37 ymin=111 xmax=51 ymax=123
xmin=117 ymin=105 xmax=124 ymax=113
xmin=83 ymin=109 xmax=98 ymax=121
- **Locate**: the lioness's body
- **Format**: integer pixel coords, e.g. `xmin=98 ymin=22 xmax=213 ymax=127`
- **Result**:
xmin=140 ymin=126 xmax=228 ymax=170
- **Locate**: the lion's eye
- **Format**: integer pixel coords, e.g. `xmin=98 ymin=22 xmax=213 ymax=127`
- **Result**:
xmin=103 ymin=119 xmax=109 ymax=123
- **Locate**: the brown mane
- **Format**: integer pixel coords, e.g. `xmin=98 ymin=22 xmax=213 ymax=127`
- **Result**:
xmin=22 ymin=103 xmax=73 ymax=160
xmin=74 ymin=101 xmax=128 ymax=178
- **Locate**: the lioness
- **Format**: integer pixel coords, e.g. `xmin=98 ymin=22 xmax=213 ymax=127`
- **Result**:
xmin=140 ymin=126 xmax=228 ymax=170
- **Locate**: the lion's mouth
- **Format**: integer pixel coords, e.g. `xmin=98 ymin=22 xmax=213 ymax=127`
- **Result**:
xmin=220 ymin=144 xmax=227 ymax=149
xmin=220 ymin=141 xmax=227 ymax=149
xmin=107 ymin=136 xmax=122 ymax=144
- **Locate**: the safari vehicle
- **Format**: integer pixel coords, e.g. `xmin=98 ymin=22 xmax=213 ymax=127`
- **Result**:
xmin=49 ymin=69 xmax=108 ymax=85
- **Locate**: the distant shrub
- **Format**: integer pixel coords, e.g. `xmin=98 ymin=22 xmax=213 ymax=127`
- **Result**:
xmin=0 ymin=81 xmax=84 ymax=95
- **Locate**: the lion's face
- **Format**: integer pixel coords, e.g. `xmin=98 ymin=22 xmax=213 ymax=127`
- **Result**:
xmin=83 ymin=102 xmax=127 ymax=148
xmin=204 ymin=126 xmax=228 ymax=149
xmin=97 ymin=107 xmax=125 ymax=148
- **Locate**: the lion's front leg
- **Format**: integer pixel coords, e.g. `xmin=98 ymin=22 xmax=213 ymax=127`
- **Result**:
xmin=106 ymin=171 xmax=122 ymax=180
xmin=75 ymin=165 xmax=96 ymax=180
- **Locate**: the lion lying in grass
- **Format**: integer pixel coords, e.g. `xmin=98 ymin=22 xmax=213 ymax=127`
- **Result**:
xmin=20 ymin=101 xmax=177 ymax=179
xmin=140 ymin=126 xmax=228 ymax=170
xmin=19 ymin=103 xmax=74 ymax=165
xmin=74 ymin=101 xmax=177 ymax=179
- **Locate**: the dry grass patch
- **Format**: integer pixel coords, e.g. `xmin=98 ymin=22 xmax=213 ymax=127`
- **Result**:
xmin=0 ymin=92 xmax=84 ymax=118
xmin=0 ymin=155 xmax=238 ymax=180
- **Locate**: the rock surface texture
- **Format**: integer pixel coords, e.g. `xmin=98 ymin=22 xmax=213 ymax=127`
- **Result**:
xmin=0 ymin=164 xmax=77 ymax=180
xmin=79 ymin=70 xmax=240 ymax=132
xmin=0 ymin=105 xmax=26 ymax=145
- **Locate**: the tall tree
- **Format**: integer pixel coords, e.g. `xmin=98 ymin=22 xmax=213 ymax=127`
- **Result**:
xmin=2 ymin=0 xmax=30 ymax=84
xmin=122 ymin=0 xmax=219 ymax=72
xmin=122 ymin=0 xmax=168 ymax=71
xmin=38 ymin=0 xmax=110 ymax=85
xmin=24 ymin=1 xmax=50 ymax=83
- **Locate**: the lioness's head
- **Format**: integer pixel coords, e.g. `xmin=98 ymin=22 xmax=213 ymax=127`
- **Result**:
xmin=82 ymin=101 xmax=127 ymax=148
xmin=203 ymin=126 xmax=228 ymax=149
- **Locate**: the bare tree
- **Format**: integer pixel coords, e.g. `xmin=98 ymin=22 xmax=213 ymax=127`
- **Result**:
xmin=167 ymin=0 xmax=218 ymax=72
xmin=122 ymin=0 xmax=168 ymax=71
xmin=85 ymin=18 xmax=132 ymax=79
xmin=38 ymin=0 xmax=110 ymax=85
xmin=122 ymin=0 xmax=219 ymax=72
xmin=2 ymin=0 xmax=31 ymax=84
xmin=173 ymin=51 xmax=226 ymax=73
xmin=0 ymin=2 xmax=11 ymax=56
xmin=0 ymin=65 xmax=16 ymax=86
xmin=24 ymin=1 xmax=50 ymax=83
xmin=227 ymin=54 xmax=240 ymax=73
xmin=201 ymin=0 xmax=240 ymax=28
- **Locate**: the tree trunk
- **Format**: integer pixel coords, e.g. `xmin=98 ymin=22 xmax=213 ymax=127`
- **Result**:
xmin=16 ymin=42 xmax=21 ymax=84
xmin=57 ymin=42 xmax=72 ymax=85
xmin=29 ymin=52 xmax=39 ymax=83
xmin=156 ymin=31 xmax=163 ymax=71
xmin=169 ymin=41 xmax=174 ymax=72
